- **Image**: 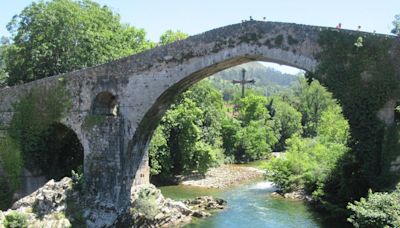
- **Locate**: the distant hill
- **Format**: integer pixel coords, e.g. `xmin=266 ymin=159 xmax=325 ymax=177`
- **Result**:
xmin=206 ymin=62 xmax=301 ymax=100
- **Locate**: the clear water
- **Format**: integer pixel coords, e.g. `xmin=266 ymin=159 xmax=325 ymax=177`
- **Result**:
xmin=159 ymin=181 xmax=324 ymax=228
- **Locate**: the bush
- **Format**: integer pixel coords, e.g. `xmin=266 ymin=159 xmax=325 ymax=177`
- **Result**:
xmin=71 ymin=168 xmax=84 ymax=192
xmin=3 ymin=211 xmax=28 ymax=228
xmin=347 ymin=184 xmax=400 ymax=228
xmin=235 ymin=120 xmax=276 ymax=162
xmin=132 ymin=187 xmax=161 ymax=220
xmin=266 ymin=135 xmax=349 ymax=197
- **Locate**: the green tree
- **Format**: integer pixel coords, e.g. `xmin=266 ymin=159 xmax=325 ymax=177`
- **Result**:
xmin=148 ymin=125 xmax=172 ymax=177
xmin=266 ymin=82 xmax=350 ymax=201
xmin=317 ymin=105 xmax=349 ymax=145
xmin=235 ymin=120 xmax=277 ymax=161
xmin=0 ymin=38 xmax=10 ymax=87
xmin=392 ymin=14 xmax=400 ymax=35
xmin=165 ymin=98 xmax=223 ymax=175
xmin=220 ymin=116 xmax=241 ymax=163
xmin=149 ymin=82 xmax=225 ymax=177
xmin=270 ymin=98 xmax=302 ymax=151
xmin=292 ymin=78 xmax=336 ymax=137
xmin=237 ymin=94 xmax=269 ymax=125
xmin=4 ymin=0 xmax=153 ymax=85
xmin=159 ymin=30 xmax=188 ymax=45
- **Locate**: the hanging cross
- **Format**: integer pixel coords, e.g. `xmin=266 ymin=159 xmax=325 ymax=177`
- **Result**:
xmin=232 ymin=68 xmax=255 ymax=98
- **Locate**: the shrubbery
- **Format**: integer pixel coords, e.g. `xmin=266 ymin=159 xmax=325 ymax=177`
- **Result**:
xmin=149 ymin=82 xmax=225 ymax=178
xmin=347 ymin=184 xmax=400 ymax=228
xmin=266 ymin=80 xmax=350 ymax=201
xmin=3 ymin=211 xmax=28 ymax=228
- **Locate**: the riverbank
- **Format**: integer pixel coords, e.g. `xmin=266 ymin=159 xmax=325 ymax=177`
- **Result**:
xmin=160 ymin=180 xmax=324 ymax=227
xmin=180 ymin=164 xmax=265 ymax=189
xmin=0 ymin=178 xmax=228 ymax=227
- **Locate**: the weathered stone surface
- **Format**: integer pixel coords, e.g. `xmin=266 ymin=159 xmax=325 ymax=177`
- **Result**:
xmin=390 ymin=156 xmax=400 ymax=172
xmin=12 ymin=177 xmax=72 ymax=213
xmin=114 ymin=184 xmax=227 ymax=227
xmin=0 ymin=178 xmax=73 ymax=228
xmin=183 ymin=196 xmax=227 ymax=211
xmin=124 ymin=184 xmax=192 ymax=227
xmin=0 ymin=21 xmax=398 ymax=225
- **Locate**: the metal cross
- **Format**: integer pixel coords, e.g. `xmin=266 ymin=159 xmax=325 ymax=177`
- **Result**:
xmin=232 ymin=68 xmax=255 ymax=98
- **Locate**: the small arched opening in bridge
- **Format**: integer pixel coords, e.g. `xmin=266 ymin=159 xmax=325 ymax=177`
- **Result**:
xmin=14 ymin=123 xmax=84 ymax=202
xmin=91 ymin=91 xmax=118 ymax=116
xmin=36 ymin=123 xmax=84 ymax=181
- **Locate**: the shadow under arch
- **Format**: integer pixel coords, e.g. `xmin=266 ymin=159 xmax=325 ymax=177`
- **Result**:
xmin=34 ymin=122 xmax=84 ymax=181
xmin=91 ymin=91 xmax=118 ymax=116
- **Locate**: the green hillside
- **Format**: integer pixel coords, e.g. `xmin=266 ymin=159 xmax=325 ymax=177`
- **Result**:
xmin=207 ymin=62 xmax=301 ymax=100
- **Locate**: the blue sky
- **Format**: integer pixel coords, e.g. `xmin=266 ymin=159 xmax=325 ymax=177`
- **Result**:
xmin=0 ymin=0 xmax=399 ymax=73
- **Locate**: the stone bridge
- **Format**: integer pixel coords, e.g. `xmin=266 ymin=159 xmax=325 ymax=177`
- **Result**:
xmin=0 ymin=21 xmax=398 ymax=226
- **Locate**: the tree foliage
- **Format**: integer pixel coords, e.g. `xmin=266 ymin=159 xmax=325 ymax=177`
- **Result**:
xmin=291 ymin=79 xmax=336 ymax=137
xmin=347 ymin=184 xmax=400 ymax=228
xmin=0 ymin=42 xmax=9 ymax=87
xmin=159 ymin=30 xmax=188 ymax=45
xmin=235 ymin=120 xmax=276 ymax=161
xmin=266 ymin=80 xmax=350 ymax=201
xmin=0 ymin=136 xmax=23 ymax=191
xmin=0 ymin=136 xmax=23 ymax=210
xmin=392 ymin=14 xmax=400 ymax=35
xmin=269 ymin=98 xmax=302 ymax=151
xmin=8 ymin=85 xmax=72 ymax=171
xmin=149 ymin=82 xmax=225 ymax=178
xmin=4 ymin=0 xmax=153 ymax=85
xmin=312 ymin=30 xmax=398 ymax=212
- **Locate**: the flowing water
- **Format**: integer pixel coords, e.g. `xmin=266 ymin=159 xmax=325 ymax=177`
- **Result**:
xmin=159 ymin=181 xmax=325 ymax=228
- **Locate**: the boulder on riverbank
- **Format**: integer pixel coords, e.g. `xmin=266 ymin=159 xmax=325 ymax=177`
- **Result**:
xmin=0 ymin=178 xmax=227 ymax=227
xmin=270 ymin=190 xmax=312 ymax=202
xmin=0 ymin=177 xmax=74 ymax=227
xmin=183 ymin=196 xmax=227 ymax=218
xmin=120 ymin=185 xmax=227 ymax=227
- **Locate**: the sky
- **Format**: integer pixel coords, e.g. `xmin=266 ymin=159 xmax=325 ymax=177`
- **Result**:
xmin=0 ymin=0 xmax=399 ymax=74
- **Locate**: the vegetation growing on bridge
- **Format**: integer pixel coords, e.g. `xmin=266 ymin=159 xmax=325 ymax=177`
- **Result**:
xmin=0 ymin=83 xmax=74 ymax=209
xmin=0 ymin=136 xmax=23 ymax=209
xmin=307 ymin=29 xmax=400 ymax=222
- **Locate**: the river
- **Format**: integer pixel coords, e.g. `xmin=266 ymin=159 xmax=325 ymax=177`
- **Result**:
xmin=159 ymin=180 xmax=326 ymax=228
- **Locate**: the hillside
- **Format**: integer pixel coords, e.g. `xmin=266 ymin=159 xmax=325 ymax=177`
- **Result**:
xmin=207 ymin=62 xmax=301 ymax=100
